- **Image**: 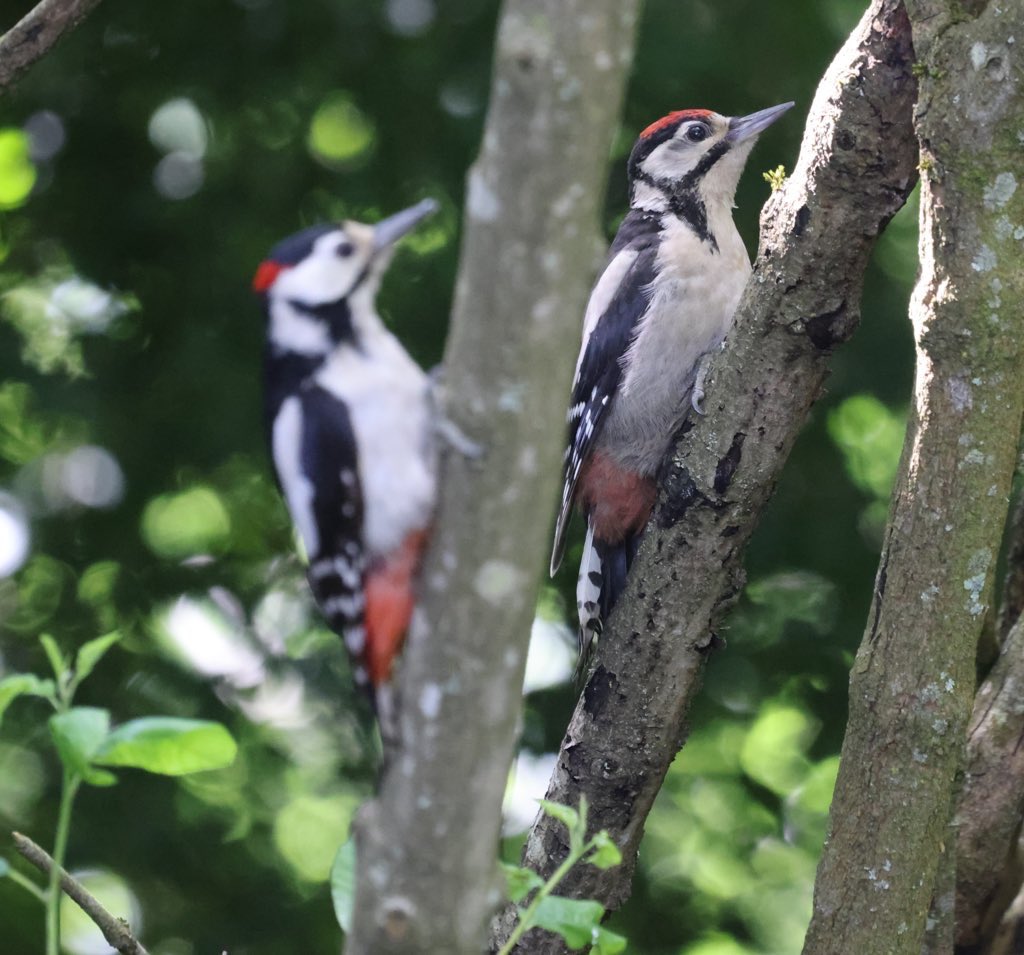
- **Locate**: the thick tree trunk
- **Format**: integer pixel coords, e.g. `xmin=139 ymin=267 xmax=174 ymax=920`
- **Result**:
xmin=490 ymin=1 xmax=919 ymax=951
xmin=347 ymin=2 xmax=641 ymax=952
xmin=803 ymin=1 xmax=1024 ymax=953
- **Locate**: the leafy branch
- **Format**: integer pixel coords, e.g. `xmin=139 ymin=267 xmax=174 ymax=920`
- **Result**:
xmin=498 ymin=798 xmax=624 ymax=955
xmin=0 ymin=631 xmax=237 ymax=955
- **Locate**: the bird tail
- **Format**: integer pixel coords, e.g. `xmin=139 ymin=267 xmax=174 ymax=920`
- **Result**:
xmin=575 ymin=521 xmax=640 ymax=676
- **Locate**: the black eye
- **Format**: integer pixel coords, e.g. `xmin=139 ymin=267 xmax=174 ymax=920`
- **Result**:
xmin=686 ymin=123 xmax=710 ymax=143
xmin=336 ymin=241 xmax=354 ymax=258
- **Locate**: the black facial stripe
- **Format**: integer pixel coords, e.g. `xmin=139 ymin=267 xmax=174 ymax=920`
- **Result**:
xmin=630 ymin=167 xmax=718 ymax=251
xmin=292 ymin=296 xmax=360 ymax=348
xmin=668 ymin=191 xmax=716 ymax=251
xmin=680 ymin=139 xmax=731 ymax=190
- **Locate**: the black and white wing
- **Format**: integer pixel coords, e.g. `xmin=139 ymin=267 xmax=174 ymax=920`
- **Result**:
xmin=271 ymin=384 xmax=368 ymax=672
xmin=549 ymin=214 xmax=661 ymax=575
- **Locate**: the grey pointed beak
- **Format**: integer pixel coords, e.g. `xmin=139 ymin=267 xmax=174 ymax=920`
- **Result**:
xmin=372 ymin=198 xmax=439 ymax=252
xmin=726 ymin=102 xmax=795 ymax=144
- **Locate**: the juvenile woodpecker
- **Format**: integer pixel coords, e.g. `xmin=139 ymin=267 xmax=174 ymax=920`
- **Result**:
xmin=551 ymin=103 xmax=793 ymax=654
xmin=254 ymin=199 xmax=439 ymax=714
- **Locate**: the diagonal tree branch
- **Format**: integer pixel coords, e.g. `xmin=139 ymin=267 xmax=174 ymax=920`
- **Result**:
xmin=348 ymin=2 xmax=642 ymax=952
xmin=0 ymin=0 xmax=104 ymax=92
xmin=803 ymin=1 xmax=1024 ymax=952
xmin=12 ymin=832 xmax=150 ymax=955
xmin=491 ymin=1 xmax=919 ymax=950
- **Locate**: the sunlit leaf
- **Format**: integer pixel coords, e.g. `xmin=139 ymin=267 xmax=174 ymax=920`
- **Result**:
xmin=501 ymin=863 xmax=543 ymax=903
xmin=141 ymin=485 xmax=231 ymax=559
xmin=0 ymin=673 xmax=55 ymax=725
xmin=827 ymin=394 xmax=906 ymax=500
xmin=0 ymin=129 xmax=36 ymax=209
xmin=94 ymin=717 xmax=236 ymax=775
xmin=74 ymin=632 xmax=121 ymax=685
xmin=49 ymin=707 xmax=116 ymax=786
xmin=532 ymin=895 xmax=604 ymax=949
xmin=587 ymin=832 xmax=622 ymax=870
xmin=330 ymin=838 xmax=356 ymax=933
xmin=740 ymin=704 xmax=819 ymax=796
xmin=273 ymin=794 xmax=359 ymax=882
xmin=681 ymin=933 xmax=759 ymax=955
xmin=592 ymin=926 xmax=627 ymax=955
xmin=538 ymin=799 xmax=580 ymax=835
xmin=307 ymin=92 xmax=375 ymax=167
xmin=39 ymin=633 xmax=66 ymax=681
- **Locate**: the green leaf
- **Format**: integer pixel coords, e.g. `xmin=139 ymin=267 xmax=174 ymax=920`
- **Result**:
xmin=0 ymin=857 xmax=10 ymax=877
xmin=0 ymin=673 xmax=56 ymax=725
xmin=49 ymin=707 xmax=117 ymax=786
xmin=533 ymin=895 xmax=605 ymax=949
xmin=94 ymin=717 xmax=237 ymax=775
xmin=592 ymin=926 xmax=627 ymax=955
xmin=330 ymin=838 xmax=356 ymax=933
xmin=501 ymin=863 xmax=544 ymax=903
xmin=73 ymin=631 xmax=121 ymax=685
xmin=39 ymin=634 xmax=66 ymax=681
xmin=538 ymin=799 xmax=580 ymax=834
xmin=587 ymin=832 xmax=622 ymax=870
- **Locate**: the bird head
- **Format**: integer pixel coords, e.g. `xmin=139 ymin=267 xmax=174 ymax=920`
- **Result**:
xmin=252 ymin=198 xmax=439 ymax=308
xmin=628 ymin=102 xmax=794 ymax=209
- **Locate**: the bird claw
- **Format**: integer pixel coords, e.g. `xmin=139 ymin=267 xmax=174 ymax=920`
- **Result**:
xmin=428 ymin=365 xmax=485 ymax=460
xmin=691 ymin=350 xmax=716 ymax=416
xmin=691 ymin=386 xmax=706 ymax=416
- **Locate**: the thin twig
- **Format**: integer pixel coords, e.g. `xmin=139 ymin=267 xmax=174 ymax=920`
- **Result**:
xmin=0 ymin=0 xmax=105 ymax=92
xmin=12 ymin=832 xmax=150 ymax=955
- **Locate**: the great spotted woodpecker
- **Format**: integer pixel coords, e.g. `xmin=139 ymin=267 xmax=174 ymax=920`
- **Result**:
xmin=254 ymin=199 xmax=439 ymax=718
xmin=551 ymin=103 xmax=793 ymax=656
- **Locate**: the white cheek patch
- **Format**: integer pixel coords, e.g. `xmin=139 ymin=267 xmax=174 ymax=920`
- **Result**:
xmin=271 ymin=231 xmax=367 ymax=306
xmin=640 ymin=139 xmax=704 ymax=183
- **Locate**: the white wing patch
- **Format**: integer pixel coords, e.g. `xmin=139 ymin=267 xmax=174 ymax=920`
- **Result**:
xmin=272 ymin=397 xmax=320 ymax=557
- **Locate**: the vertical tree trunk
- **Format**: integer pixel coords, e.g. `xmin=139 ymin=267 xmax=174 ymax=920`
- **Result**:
xmin=347 ymin=2 xmax=641 ymax=952
xmin=803 ymin=1 xmax=1024 ymax=952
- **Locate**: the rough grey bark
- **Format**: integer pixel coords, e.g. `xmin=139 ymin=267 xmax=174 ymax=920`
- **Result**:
xmin=489 ymin=2 xmax=919 ymax=950
xmin=955 ymin=617 xmax=1024 ymax=950
xmin=347 ymin=2 xmax=641 ymax=953
xmin=803 ymin=1 xmax=1024 ymax=952
xmin=0 ymin=0 xmax=104 ymax=91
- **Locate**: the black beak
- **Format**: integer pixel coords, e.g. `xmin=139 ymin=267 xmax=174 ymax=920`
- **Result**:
xmin=372 ymin=199 xmax=439 ymax=252
xmin=725 ymin=102 xmax=795 ymax=144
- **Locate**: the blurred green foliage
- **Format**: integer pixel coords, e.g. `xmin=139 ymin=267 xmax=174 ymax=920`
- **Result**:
xmin=0 ymin=0 xmax=915 ymax=952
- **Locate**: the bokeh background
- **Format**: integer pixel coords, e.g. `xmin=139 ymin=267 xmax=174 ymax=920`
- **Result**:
xmin=0 ymin=0 xmax=917 ymax=952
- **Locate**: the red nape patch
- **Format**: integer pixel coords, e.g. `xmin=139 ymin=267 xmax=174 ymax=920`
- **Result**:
xmin=252 ymin=260 xmax=289 ymax=293
xmin=639 ymin=108 xmax=714 ymax=140
xmin=363 ymin=528 xmax=430 ymax=687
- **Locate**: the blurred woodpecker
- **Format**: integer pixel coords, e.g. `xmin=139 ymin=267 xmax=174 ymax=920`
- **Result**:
xmin=254 ymin=199 xmax=440 ymax=723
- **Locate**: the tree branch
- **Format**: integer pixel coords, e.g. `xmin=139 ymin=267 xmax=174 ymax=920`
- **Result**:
xmin=348 ymin=2 xmax=641 ymax=952
xmin=12 ymin=832 xmax=150 ymax=955
xmin=803 ymin=0 xmax=1024 ymax=951
xmin=0 ymin=0 xmax=104 ymax=92
xmin=955 ymin=616 xmax=1024 ymax=949
xmin=491 ymin=1 xmax=919 ymax=950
